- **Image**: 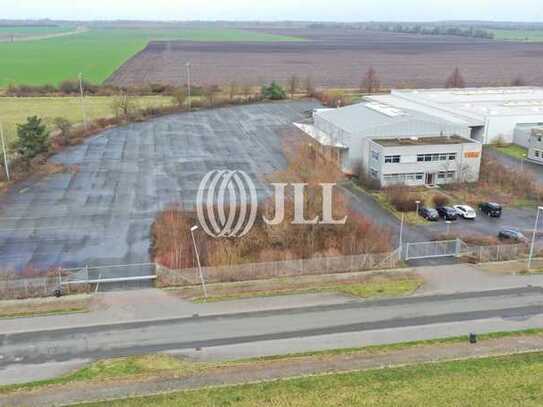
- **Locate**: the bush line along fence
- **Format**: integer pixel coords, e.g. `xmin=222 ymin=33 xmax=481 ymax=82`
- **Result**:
xmin=0 ymin=241 xmax=538 ymax=300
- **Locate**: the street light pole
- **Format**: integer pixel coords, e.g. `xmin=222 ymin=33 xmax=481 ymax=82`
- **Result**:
xmin=78 ymin=72 xmax=88 ymax=130
xmin=445 ymin=220 xmax=452 ymax=235
xmin=399 ymin=213 xmax=405 ymax=257
xmin=190 ymin=225 xmax=207 ymax=300
xmin=528 ymin=206 xmax=543 ymax=270
xmin=186 ymin=62 xmax=191 ymax=111
xmin=0 ymin=121 xmax=10 ymax=181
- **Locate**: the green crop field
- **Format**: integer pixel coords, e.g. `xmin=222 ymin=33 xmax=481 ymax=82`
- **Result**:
xmin=491 ymin=29 xmax=543 ymax=42
xmin=0 ymin=96 xmax=173 ymax=145
xmin=0 ymin=28 xmax=304 ymax=87
xmin=0 ymin=25 xmax=75 ymax=35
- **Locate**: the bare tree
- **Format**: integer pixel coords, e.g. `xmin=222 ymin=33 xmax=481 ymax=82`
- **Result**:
xmin=228 ymin=81 xmax=238 ymax=101
xmin=361 ymin=67 xmax=380 ymax=94
xmin=287 ymin=75 xmax=299 ymax=99
xmin=445 ymin=67 xmax=466 ymax=88
xmin=111 ymin=92 xmax=136 ymax=118
xmin=241 ymin=83 xmax=253 ymax=100
xmin=304 ymin=76 xmax=315 ymax=96
xmin=511 ymin=76 xmax=527 ymax=86
xmin=203 ymin=85 xmax=221 ymax=106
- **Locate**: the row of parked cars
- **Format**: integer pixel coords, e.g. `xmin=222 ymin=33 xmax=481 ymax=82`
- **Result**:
xmin=418 ymin=202 xmax=502 ymax=222
xmin=418 ymin=201 xmax=527 ymax=242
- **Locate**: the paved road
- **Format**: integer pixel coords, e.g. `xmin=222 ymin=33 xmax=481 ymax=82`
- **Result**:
xmin=3 ymin=286 xmax=543 ymax=370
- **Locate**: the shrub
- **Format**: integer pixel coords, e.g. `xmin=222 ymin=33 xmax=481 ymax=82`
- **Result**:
xmin=53 ymin=117 xmax=72 ymax=146
xmin=491 ymin=135 xmax=509 ymax=148
xmin=385 ymin=186 xmax=422 ymax=212
xmin=432 ymin=194 xmax=450 ymax=207
xmin=171 ymin=88 xmax=187 ymax=107
xmin=261 ymin=81 xmax=287 ymax=100
xmin=12 ymin=116 xmax=50 ymax=160
xmin=58 ymin=80 xmax=81 ymax=94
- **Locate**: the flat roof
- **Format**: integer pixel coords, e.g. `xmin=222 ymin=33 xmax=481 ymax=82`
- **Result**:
xmin=388 ymin=87 xmax=543 ymax=120
xmin=373 ymin=135 xmax=475 ymax=147
xmin=314 ymin=101 xmax=468 ymax=137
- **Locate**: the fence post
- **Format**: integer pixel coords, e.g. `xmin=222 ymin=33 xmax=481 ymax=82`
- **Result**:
xmin=497 ymin=245 xmax=501 ymax=261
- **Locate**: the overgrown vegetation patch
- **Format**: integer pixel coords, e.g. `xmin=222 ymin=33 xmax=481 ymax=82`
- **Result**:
xmin=151 ymin=139 xmax=394 ymax=269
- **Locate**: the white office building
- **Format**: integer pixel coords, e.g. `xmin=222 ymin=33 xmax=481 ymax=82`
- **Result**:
xmin=302 ymin=100 xmax=481 ymax=187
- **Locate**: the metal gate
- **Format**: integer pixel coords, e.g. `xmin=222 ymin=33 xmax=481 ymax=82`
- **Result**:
xmin=60 ymin=263 xmax=157 ymax=292
xmin=404 ymin=239 xmax=462 ymax=261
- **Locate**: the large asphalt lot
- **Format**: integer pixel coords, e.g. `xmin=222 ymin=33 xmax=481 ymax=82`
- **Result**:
xmin=0 ymin=101 xmax=319 ymax=272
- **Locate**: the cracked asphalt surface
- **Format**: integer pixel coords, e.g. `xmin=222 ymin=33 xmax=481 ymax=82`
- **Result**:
xmin=0 ymin=101 xmax=319 ymax=272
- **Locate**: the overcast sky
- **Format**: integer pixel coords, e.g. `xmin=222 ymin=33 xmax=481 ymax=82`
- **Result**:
xmin=5 ymin=0 xmax=543 ymax=22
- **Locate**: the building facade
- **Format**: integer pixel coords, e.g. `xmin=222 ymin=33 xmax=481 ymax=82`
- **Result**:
xmin=367 ymin=136 xmax=482 ymax=187
xmin=528 ymin=128 xmax=543 ymax=164
xmin=302 ymin=99 xmax=481 ymax=187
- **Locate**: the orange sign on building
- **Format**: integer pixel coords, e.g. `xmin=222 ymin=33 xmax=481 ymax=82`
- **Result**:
xmin=464 ymin=151 xmax=481 ymax=159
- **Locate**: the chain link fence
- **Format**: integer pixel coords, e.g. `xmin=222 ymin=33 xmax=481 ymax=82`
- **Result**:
xmin=0 ymin=263 xmax=156 ymax=300
xmin=156 ymin=250 xmax=402 ymax=287
xmin=459 ymin=243 xmax=531 ymax=263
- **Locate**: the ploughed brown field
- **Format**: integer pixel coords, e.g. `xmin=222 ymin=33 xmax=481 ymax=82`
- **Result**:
xmin=106 ymin=27 xmax=543 ymax=88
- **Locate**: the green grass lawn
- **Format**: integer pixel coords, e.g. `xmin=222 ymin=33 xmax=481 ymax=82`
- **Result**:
xmin=78 ymin=352 xmax=543 ymax=407
xmin=491 ymin=144 xmax=528 ymax=160
xmin=188 ymin=275 xmax=422 ymax=303
xmin=491 ymin=29 xmax=543 ymax=42
xmin=0 ymin=95 xmax=173 ymax=145
xmin=0 ymin=28 xmax=304 ymax=87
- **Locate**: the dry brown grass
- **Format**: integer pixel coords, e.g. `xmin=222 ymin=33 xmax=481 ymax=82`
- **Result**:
xmin=446 ymin=157 xmax=543 ymax=206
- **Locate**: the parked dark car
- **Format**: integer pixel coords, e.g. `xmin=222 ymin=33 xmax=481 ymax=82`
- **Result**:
xmin=419 ymin=207 xmax=439 ymax=221
xmin=436 ymin=206 xmax=458 ymax=221
xmin=479 ymin=202 xmax=502 ymax=218
xmin=498 ymin=228 xmax=528 ymax=243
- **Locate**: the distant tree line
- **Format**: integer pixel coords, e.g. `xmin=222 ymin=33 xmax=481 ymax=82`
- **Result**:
xmin=368 ymin=24 xmax=494 ymax=39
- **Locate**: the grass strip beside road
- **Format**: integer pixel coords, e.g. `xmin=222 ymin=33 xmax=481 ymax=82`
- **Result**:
xmin=3 ymin=329 xmax=543 ymax=396
xmin=167 ymin=272 xmax=421 ymax=303
xmin=78 ymin=351 xmax=543 ymax=407
xmin=0 ymin=295 xmax=91 ymax=319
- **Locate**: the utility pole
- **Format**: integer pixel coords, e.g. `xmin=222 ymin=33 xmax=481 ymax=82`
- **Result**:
xmin=186 ymin=62 xmax=192 ymax=111
xmin=78 ymin=72 xmax=88 ymax=130
xmin=0 ymin=121 xmax=10 ymax=181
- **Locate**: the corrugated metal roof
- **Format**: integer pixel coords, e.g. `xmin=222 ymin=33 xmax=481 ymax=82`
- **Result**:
xmin=315 ymin=101 xmax=469 ymax=137
xmin=366 ymin=94 xmax=484 ymax=127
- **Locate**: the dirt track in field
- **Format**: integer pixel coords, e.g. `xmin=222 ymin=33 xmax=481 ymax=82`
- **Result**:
xmin=106 ymin=28 xmax=543 ymax=88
